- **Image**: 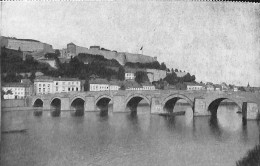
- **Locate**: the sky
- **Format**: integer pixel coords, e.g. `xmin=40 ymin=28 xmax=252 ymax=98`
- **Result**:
xmin=1 ymin=1 xmax=260 ymax=86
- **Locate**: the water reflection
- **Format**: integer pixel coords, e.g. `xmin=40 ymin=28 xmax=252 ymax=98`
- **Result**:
xmin=1 ymin=104 xmax=260 ymax=166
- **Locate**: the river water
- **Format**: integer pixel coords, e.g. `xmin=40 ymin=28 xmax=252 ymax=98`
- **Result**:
xmin=1 ymin=103 xmax=260 ymax=166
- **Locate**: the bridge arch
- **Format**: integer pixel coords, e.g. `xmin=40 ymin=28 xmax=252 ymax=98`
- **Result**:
xmin=33 ymin=98 xmax=43 ymax=107
xmin=70 ymin=97 xmax=85 ymax=116
xmin=207 ymin=97 xmax=242 ymax=116
xmin=125 ymin=94 xmax=151 ymax=113
xmin=50 ymin=97 xmax=62 ymax=117
xmin=162 ymin=94 xmax=193 ymax=113
xmin=95 ymin=95 xmax=113 ymax=115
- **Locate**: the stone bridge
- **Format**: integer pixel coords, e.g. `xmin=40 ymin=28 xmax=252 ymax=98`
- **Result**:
xmin=29 ymin=90 xmax=260 ymax=120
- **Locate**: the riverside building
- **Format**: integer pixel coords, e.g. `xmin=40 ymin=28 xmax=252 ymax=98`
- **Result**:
xmin=2 ymin=82 xmax=33 ymax=99
xmin=34 ymin=76 xmax=81 ymax=95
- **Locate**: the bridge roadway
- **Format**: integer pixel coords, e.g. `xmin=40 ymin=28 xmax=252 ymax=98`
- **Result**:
xmin=29 ymin=90 xmax=260 ymax=120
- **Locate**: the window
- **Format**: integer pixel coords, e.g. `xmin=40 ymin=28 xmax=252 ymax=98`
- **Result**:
xmin=48 ymin=84 xmax=50 ymax=87
xmin=76 ymin=88 xmax=78 ymax=91
xmin=56 ymin=82 xmax=58 ymax=85
xmin=68 ymin=88 xmax=70 ymax=91
xmin=39 ymin=88 xmax=41 ymax=92
xmin=39 ymin=84 xmax=41 ymax=87
xmin=72 ymin=88 xmax=74 ymax=91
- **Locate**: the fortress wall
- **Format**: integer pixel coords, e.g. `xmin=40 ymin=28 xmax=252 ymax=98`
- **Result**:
xmin=124 ymin=52 xmax=156 ymax=64
xmin=1 ymin=37 xmax=54 ymax=53
xmin=76 ymin=46 xmax=89 ymax=54
xmin=7 ymin=39 xmax=44 ymax=51
xmin=43 ymin=43 xmax=54 ymax=53
xmin=72 ymin=43 xmax=156 ymax=65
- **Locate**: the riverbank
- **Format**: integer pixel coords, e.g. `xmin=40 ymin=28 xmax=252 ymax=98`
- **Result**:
xmin=236 ymin=144 xmax=260 ymax=166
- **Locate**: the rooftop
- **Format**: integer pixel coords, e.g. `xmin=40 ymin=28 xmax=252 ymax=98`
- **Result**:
xmin=2 ymin=82 xmax=31 ymax=87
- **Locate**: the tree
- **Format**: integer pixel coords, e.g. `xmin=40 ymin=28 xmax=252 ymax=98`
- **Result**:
xmin=135 ymin=71 xmax=149 ymax=84
xmin=29 ymin=71 xmax=36 ymax=82
xmin=55 ymin=49 xmax=61 ymax=57
xmin=120 ymin=84 xmax=126 ymax=90
xmin=164 ymin=72 xmax=178 ymax=85
xmin=1 ymin=90 xmax=5 ymax=99
xmin=118 ymin=66 xmax=125 ymax=81
xmin=160 ymin=62 xmax=167 ymax=70
xmin=238 ymin=87 xmax=246 ymax=92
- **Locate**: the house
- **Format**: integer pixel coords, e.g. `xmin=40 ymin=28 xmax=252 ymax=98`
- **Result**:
xmin=2 ymin=82 xmax=33 ymax=99
xmin=206 ymin=84 xmax=214 ymax=91
xmin=89 ymin=78 xmax=110 ymax=91
xmin=89 ymin=78 xmax=121 ymax=91
xmin=185 ymin=82 xmax=205 ymax=91
xmin=34 ymin=76 xmax=54 ymax=95
xmin=53 ymin=77 xmax=81 ymax=93
xmin=124 ymin=68 xmax=145 ymax=80
xmin=34 ymin=76 xmax=81 ymax=94
xmin=141 ymin=82 xmax=156 ymax=90
xmin=125 ymin=72 xmax=135 ymax=80
xmin=214 ymin=84 xmax=222 ymax=91
xmin=221 ymin=82 xmax=229 ymax=91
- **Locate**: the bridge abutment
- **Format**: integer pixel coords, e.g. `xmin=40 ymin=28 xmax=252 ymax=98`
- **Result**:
xmin=193 ymin=98 xmax=210 ymax=116
xmin=242 ymin=102 xmax=259 ymax=120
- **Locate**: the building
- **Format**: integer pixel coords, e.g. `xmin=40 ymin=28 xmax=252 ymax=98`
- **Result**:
xmin=124 ymin=68 xmax=146 ymax=80
xmin=60 ymin=42 xmax=157 ymax=65
xmin=89 ymin=78 xmax=121 ymax=91
xmin=123 ymin=80 xmax=155 ymax=91
xmin=38 ymin=58 xmax=57 ymax=69
xmin=2 ymin=82 xmax=33 ymax=99
xmin=34 ymin=76 xmax=81 ymax=95
xmin=146 ymin=69 xmax=167 ymax=82
xmin=0 ymin=36 xmax=54 ymax=53
xmin=141 ymin=82 xmax=156 ymax=90
xmin=206 ymin=84 xmax=215 ymax=91
xmin=53 ymin=77 xmax=81 ymax=93
xmin=125 ymin=72 xmax=135 ymax=80
xmin=221 ymin=82 xmax=229 ymax=91
xmin=34 ymin=76 xmax=54 ymax=95
xmin=186 ymin=83 xmax=205 ymax=91
xmin=214 ymin=84 xmax=222 ymax=91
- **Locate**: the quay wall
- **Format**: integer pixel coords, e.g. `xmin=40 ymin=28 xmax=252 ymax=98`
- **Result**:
xmin=1 ymin=99 xmax=27 ymax=108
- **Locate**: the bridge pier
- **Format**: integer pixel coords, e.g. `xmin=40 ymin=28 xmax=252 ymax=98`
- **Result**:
xmin=85 ymin=96 xmax=95 ymax=112
xmin=43 ymin=99 xmax=51 ymax=110
xmin=60 ymin=98 xmax=70 ymax=111
xmin=242 ymin=102 xmax=259 ymax=120
xmin=113 ymin=95 xmax=126 ymax=112
xmin=193 ymin=98 xmax=210 ymax=116
xmin=151 ymin=97 xmax=164 ymax=114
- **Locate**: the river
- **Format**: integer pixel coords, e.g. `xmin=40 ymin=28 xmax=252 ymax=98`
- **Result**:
xmin=1 ymin=102 xmax=259 ymax=166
